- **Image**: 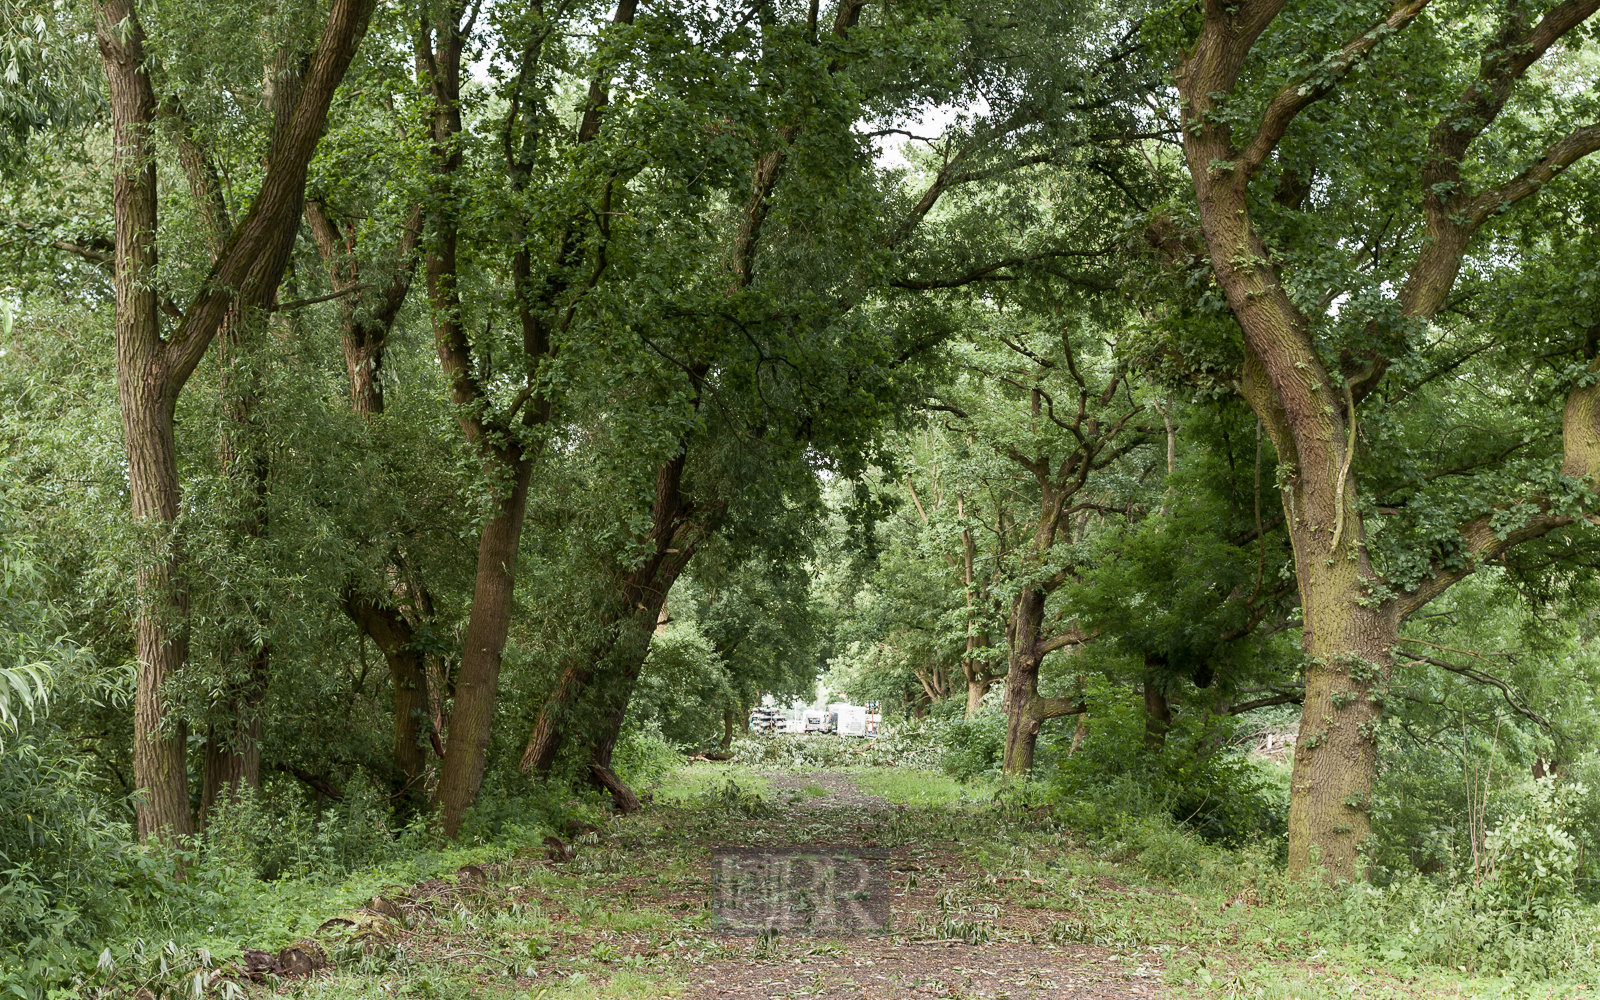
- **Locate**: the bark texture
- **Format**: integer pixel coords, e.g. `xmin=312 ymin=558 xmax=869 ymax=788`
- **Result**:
xmin=97 ymin=0 xmax=191 ymax=840
xmin=95 ymin=0 xmax=377 ymax=840
xmin=1173 ymin=0 xmax=1600 ymax=878
xmin=1001 ymin=585 xmax=1086 ymax=773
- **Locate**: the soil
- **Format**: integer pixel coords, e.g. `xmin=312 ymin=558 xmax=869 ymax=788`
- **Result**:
xmin=672 ymin=769 xmax=1172 ymax=999
xmin=274 ymin=767 xmax=1177 ymax=999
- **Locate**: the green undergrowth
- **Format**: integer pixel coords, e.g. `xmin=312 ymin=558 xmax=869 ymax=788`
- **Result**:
xmin=849 ymin=767 xmax=999 ymax=806
xmin=649 ymin=764 xmax=773 ymax=804
xmin=16 ymin=753 xmax=1600 ymax=1000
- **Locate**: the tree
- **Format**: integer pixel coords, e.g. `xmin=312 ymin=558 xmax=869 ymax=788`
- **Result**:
xmin=519 ymin=0 xmax=1162 ymax=801
xmin=95 ymin=0 xmax=375 ymax=839
xmin=409 ymin=0 xmax=640 ymax=836
xmin=1162 ymin=0 xmax=1600 ymax=877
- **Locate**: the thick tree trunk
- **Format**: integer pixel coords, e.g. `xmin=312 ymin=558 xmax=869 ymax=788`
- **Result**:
xmin=1002 ymin=589 xmax=1047 ymax=774
xmin=532 ymin=543 xmax=693 ymax=782
xmin=587 ymin=583 xmax=680 ymax=769
xmin=98 ymin=0 xmax=375 ymax=842
xmin=1002 ymin=587 xmax=1085 ymax=774
xmin=1142 ymin=655 xmax=1172 ymax=751
xmin=521 ymin=454 xmax=701 ymax=776
xmin=98 ymin=1 xmax=193 ymax=841
xmin=434 ymin=456 xmax=534 ymax=836
xmin=1179 ymin=44 xmax=1396 ymax=878
xmin=1001 ymin=656 xmax=1044 ymax=774
xmin=1284 ymin=536 xmax=1397 ymax=878
xmin=964 ymin=673 xmax=992 ymax=720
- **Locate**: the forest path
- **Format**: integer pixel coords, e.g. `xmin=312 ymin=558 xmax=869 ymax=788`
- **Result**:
xmin=297 ymin=764 xmax=1194 ymax=1000
xmin=661 ymin=766 xmax=1174 ymax=999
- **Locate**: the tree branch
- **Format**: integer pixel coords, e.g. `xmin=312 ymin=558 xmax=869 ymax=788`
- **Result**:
xmin=1038 ymin=627 xmax=1093 ymax=655
xmin=1397 ymin=509 xmax=1574 ymax=619
xmin=1464 ymin=121 xmax=1600 ymax=228
xmin=1031 ymin=694 xmax=1087 ymax=722
xmin=1393 ymin=649 xmax=1551 ymax=728
xmin=1228 ymin=691 xmax=1303 ymax=714
xmin=1237 ymin=0 xmax=1431 ymax=180
xmin=891 ymin=248 xmax=1114 ymax=291
xmin=273 ymin=283 xmax=373 ymax=311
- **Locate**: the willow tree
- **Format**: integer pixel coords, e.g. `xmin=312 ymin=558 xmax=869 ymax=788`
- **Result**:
xmin=93 ymin=0 xmax=375 ymax=839
xmin=1158 ymin=0 xmax=1600 ymax=877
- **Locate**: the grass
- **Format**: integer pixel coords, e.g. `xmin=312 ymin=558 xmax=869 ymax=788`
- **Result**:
xmin=648 ymin=762 xmax=773 ymax=804
xmin=848 ymin=767 xmax=998 ymax=806
xmin=69 ymin=760 xmax=1600 ymax=1000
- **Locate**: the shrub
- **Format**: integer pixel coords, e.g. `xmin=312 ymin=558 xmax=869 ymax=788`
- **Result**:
xmin=0 ymin=724 xmax=135 ymax=998
xmin=1478 ymin=777 xmax=1584 ymax=930
xmin=726 ymin=720 xmax=947 ymax=771
xmin=202 ymin=775 xmax=412 ymax=881
xmin=1048 ymin=696 xmax=1287 ymax=849
xmin=934 ymin=712 xmax=1007 ymax=782
xmin=613 ymin=720 xmax=683 ymax=791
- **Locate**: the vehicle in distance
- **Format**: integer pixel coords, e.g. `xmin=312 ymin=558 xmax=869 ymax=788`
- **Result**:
xmin=802 ymin=709 xmax=837 ymax=733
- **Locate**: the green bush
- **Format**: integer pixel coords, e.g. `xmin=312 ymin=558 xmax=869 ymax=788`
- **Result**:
xmin=934 ymin=712 xmax=1007 ymax=782
xmin=726 ymin=721 xmax=947 ymax=770
xmin=1478 ymin=777 xmax=1584 ymax=930
xmin=203 ymin=776 xmax=415 ymax=881
xmin=613 ymin=720 xmax=683 ymax=791
xmin=1048 ymin=697 xmax=1287 ymax=850
xmin=0 ymin=723 xmax=135 ymax=997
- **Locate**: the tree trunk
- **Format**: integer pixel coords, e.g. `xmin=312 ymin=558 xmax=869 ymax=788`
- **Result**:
xmin=961 ymin=624 xmax=997 ymax=719
xmin=1142 ymin=656 xmax=1172 ymax=751
xmin=342 ymin=596 xmax=431 ymax=810
xmin=1001 ymin=589 xmax=1047 ymax=774
xmin=964 ymin=672 xmax=992 ymax=720
xmin=1179 ymin=60 xmax=1396 ymax=878
xmin=521 ymin=453 xmax=701 ymax=775
xmin=97 ymin=0 xmax=193 ymax=841
xmin=434 ymin=456 xmax=535 ymax=836
xmin=1002 ymin=586 xmax=1085 ymax=774
xmin=304 ymin=200 xmax=422 ymax=417
xmin=588 ymin=762 xmax=640 ymax=813
xmin=587 ymin=581 xmax=681 ymax=771
xmin=1284 ymin=549 xmax=1396 ymax=879
xmin=98 ymin=0 xmax=376 ymax=841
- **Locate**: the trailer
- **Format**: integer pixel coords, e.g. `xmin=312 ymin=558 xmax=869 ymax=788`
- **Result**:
xmin=801 ymin=709 xmax=837 ymax=733
xmin=834 ymin=704 xmax=868 ymax=737
xmin=747 ymin=706 xmax=785 ymax=732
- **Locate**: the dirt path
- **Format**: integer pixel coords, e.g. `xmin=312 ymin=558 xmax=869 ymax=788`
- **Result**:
xmin=281 ymin=767 xmax=1180 ymax=1000
xmin=674 ymin=769 xmax=1172 ymax=999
